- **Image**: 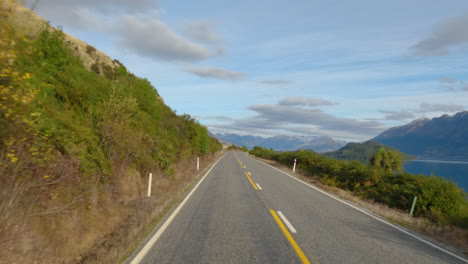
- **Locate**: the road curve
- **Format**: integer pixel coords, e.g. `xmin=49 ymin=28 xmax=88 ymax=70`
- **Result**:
xmin=126 ymin=151 xmax=467 ymax=264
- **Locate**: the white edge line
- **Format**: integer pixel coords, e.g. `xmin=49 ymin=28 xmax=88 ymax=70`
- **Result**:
xmin=256 ymin=183 xmax=262 ymax=191
xmin=277 ymin=211 xmax=297 ymax=233
xmin=129 ymin=153 xmax=226 ymax=264
xmin=248 ymin=156 xmax=468 ymax=263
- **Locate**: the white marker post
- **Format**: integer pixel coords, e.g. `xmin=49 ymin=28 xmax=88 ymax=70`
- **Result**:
xmin=197 ymin=157 xmax=200 ymax=171
xmin=293 ymin=159 xmax=297 ymax=173
xmin=409 ymin=196 xmax=417 ymax=216
xmin=147 ymin=173 xmax=152 ymax=197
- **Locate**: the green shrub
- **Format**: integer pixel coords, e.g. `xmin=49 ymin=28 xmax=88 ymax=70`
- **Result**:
xmin=250 ymin=146 xmax=468 ymax=227
xmin=2 ymin=23 xmax=221 ymax=188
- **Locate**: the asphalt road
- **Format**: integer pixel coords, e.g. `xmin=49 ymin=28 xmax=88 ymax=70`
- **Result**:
xmin=127 ymin=151 xmax=467 ymax=264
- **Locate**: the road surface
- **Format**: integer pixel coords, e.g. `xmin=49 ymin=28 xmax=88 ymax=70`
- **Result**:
xmin=126 ymin=152 xmax=467 ymax=264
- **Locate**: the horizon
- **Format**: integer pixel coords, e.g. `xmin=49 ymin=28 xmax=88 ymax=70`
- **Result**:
xmin=23 ymin=0 xmax=468 ymax=142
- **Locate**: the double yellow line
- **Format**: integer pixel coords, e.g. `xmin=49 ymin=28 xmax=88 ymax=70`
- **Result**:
xmin=234 ymin=153 xmax=244 ymax=168
xmin=235 ymin=153 xmax=258 ymax=190
xmin=235 ymin=152 xmax=311 ymax=263
xmin=244 ymin=171 xmax=258 ymax=190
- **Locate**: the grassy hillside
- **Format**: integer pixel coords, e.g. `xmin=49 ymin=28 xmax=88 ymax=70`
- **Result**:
xmin=0 ymin=3 xmax=221 ymax=262
xmin=323 ymin=140 xmax=414 ymax=163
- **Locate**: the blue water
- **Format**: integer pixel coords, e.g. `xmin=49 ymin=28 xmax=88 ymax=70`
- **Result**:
xmin=404 ymin=160 xmax=468 ymax=193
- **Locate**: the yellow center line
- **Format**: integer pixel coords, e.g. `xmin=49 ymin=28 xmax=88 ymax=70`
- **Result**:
xmin=244 ymin=171 xmax=259 ymax=190
xmin=234 ymin=153 xmax=244 ymax=168
xmin=270 ymin=210 xmax=311 ymax=264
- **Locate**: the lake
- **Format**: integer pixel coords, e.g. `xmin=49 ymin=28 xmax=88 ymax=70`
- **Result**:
xmin=404 ymin=160 xmax=468 ymax=193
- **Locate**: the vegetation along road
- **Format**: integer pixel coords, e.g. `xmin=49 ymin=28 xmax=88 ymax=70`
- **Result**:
xmin=126 ymin=152 xmax=467 ymax=264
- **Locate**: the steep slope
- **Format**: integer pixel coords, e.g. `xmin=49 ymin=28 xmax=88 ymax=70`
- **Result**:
xmin=215 ymin=133 xmax=346 ymax=152
xmin=373 ymin=112 xmax=468 ymax=159
xmin=323 ymin=140 xmax=414 ymax=163
xmin=0 ymin=2 xmax=221 ymax=263
xmin=3 ymin=1 xmax=120 ymax=76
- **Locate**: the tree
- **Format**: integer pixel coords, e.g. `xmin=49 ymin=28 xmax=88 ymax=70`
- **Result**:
xmin=369 ymin=148 xmax=402 ymax=173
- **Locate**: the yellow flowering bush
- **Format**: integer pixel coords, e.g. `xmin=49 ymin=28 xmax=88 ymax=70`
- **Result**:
xmin=0 ymin=21 xmax=52 ymax=172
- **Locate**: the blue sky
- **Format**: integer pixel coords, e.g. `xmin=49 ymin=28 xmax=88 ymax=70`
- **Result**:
xmin=27 ymin=0 xmax=468 ymax=141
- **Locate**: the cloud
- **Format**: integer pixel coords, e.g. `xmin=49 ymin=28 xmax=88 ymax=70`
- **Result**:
xmin=116 ymin=16 xmax=213 ymax=61
xmin=183 ymin=21 xmax=222 ymax=44
xmin=439 ymin=77 xmax=456 ymax=84
xmin=437 ymin=77 xmax=468 ymax=92
xmin=199 ymin=115 xmax=234 ymax=122
xmin=28 ymin=1 xmax=221 ymax=62
xmin=27 ymin=0 xmax=158 ymax=28
xmin=183 ymin=66 xmax=246 ymax=81
xmin=379 ymin=103 xmax=464 ymax=121
xmin=418 ymin=103 xmax=464 ymax=113
xmin=208 ymin=99 xmax=385 ymax=141
xmin=379 ymin=110 xmax=415 ymax=120
xmin=278 ymin=97 xmax=335 ymax=107
xmin=260 ymin=79 xmax=291 ymax=85
xmin=247 ymin=104 xmax=382 ymax=134
xmin=411 ymin=15 xmax=468 ymax=56
xmin=30 ymin=0 xmax=157 ymax=14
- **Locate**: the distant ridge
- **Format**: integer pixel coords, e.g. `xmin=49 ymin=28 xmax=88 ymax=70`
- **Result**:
xmin=215 ymin=133 xmax=346 ymax=152
xmin=373 ymin=111 xmax=468 ymax=159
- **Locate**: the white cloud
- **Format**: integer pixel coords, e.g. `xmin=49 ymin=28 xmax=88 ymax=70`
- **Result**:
xmin=260 ymin=79 xmax=291 ymax=85
xmin=183 ymin=66 xmax=246 ymax=81
xmin=29 ymin=0 xmax=157 ymax=14
xmin=208 ymin=98 xmax=385 ymax=141
xmin=439 ymin=77 xmax=456 ymax=84
xmin=418 ymin=103 xmax=464 ymax=113
xmin=115 ymin=16 xmax=213 ymax=62
xmin=278 ymin=97 xmax=335 ymax=107
xmin=411 ymin=15 xmax=468 ymax=56
xmin=183 ymin=21 xmax=222 ymax=44
xmin=27 ymin=0 xmax=221 ymax=62
xmin=379 ymin=110 xmax=415 ymax=120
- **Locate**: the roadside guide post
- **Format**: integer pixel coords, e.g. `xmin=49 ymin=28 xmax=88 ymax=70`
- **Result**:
xmin=197 ymin=157 xmax=200 ymax=171
xmin=293 ymin=159 xmax=297 ymax=173
xmin=147 ymin=173 xmax=152 ymax=197
xmin=409 ymin=196 xmax=417 ymax=216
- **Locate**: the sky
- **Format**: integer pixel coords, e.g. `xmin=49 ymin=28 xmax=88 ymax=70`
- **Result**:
xmin=25 ymin=0 xmax=468 ymax=141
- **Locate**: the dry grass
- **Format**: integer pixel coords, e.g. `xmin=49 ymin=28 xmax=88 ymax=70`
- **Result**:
xmin=0 ymin=150 xmax=224 ymax=264
xmin=250 ymin=155 xmax=468 ymax=257
xmin=1 ymin=1 xmax=118 ymax=72
xmin=75 ymin=151 xmax=226 ymax=264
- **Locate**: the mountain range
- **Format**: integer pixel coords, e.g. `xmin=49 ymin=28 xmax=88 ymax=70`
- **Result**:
xmin=373 ymin=111 xmax=468 ymax=159
xmin=215 ymin=133 xmax=347 ymax=152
